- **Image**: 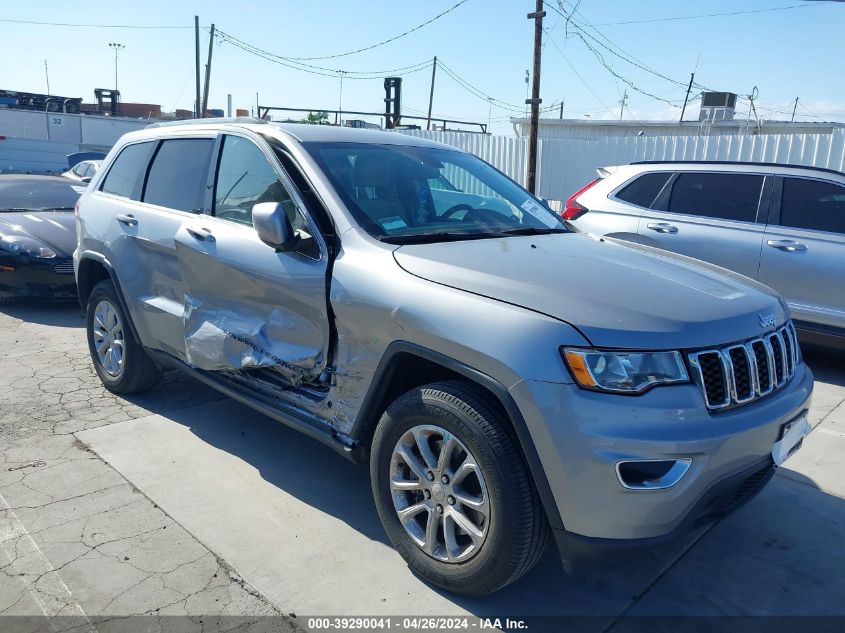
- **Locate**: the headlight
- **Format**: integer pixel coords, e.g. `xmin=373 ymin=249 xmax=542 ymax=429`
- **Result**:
xmin=0 ymin=235 xmax=57 ymax=259
xmin=562 ymin=348 xmax=689 ymax=393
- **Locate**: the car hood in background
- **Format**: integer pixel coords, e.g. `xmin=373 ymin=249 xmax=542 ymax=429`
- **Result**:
xmin=0 ymin=211 xmax=77 ymax=257
xmin=393 ymin=232 xmax=786 ymax=350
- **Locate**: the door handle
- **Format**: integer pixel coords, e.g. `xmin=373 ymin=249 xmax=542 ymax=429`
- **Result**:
xmin=186 ymin=226 xmax=216 ymax=243
xmin=647 ymin=222 xmax=679 ymax=234
xmin=767 ymin=239 xmax=807 ymax=252
xmin=115 ymin=214 xmax=138 ymax=227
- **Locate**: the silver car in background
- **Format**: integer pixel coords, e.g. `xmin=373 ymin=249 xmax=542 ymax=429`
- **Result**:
xmin=75 ymin=124 xmax=813 ymax=595
xmin=567 ymin=161 xmax=845 ymax=346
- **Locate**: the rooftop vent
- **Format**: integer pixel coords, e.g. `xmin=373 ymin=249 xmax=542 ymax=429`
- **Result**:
xmin=699 ymin=92 xmax=737 ymax=121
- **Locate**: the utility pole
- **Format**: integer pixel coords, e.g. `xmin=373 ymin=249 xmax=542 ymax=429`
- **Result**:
xmin=791 ymin=97 xmax=799 ymax=122
xmin=108 ymin=43 xmax=126 ymax=94
xmin=559 ymin=100 xmax=563 ymax=119
xmin=526 ymin=0 xmax=545 ymax=194
xmin=679 ymin=72 xmax=695 ymax=122
xmin=426 ymin=56 xmax=437 ymax=131
xmin=337 ymin=70 xmax=347 ymax=125
xmin=44 ymin=60 xmax=50 ymax=95
xmin=227 ymin=94 xmax=232 ymax=117
xmin=487 ymin=97 xmax=493 ymax=133
xmin=201 ymin=24 xmax=215 ymax=117
xmin=194 ymin=16 xmax=201 ymax=118
xmin=619 ymin=89 xmax=628 ymax=121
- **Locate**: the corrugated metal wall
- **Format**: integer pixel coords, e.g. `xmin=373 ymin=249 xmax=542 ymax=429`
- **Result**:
xmin=398 ymin=129 xmax=845 ymax=203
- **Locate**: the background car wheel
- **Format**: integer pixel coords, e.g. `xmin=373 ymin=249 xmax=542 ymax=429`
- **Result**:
xmin=86 ymin=279 xmax=162 ymax=394
xmin=370 ymin=380 xmax=550 ymax=595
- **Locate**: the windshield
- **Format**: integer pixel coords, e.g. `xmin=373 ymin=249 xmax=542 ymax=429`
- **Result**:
xmin=0 ymin=179 xmax=82 ymax=212
xmin=304 ymin=142 xmax=565 ymax=242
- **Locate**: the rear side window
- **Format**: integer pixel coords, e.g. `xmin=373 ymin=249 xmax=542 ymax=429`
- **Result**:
xmin=615 ymin=172 xmax=672 ymax=208
xmin=667 ymin=172 xmax=764 ymax=222
xmin=780 ymin=178 xmax=845 ymax=234
xmin=100 ymin=142 xmax=155 ymax=199
xmin=143 ymin=139 xmax=214 ymax=213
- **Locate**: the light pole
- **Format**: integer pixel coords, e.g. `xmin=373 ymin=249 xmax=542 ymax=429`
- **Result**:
xmin=108 ymin=43 xmax=126 ymax=94
xmin=337 ymin=70 xmax=347 ymax=125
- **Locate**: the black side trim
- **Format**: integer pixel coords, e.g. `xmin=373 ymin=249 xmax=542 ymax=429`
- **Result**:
xmin=349 ymin=341 xmax=565 ymax=530
xmin=793 ymin=320 xmax=845 ymax=350
xmin=148 ymin=349 xmax=355 ymax=460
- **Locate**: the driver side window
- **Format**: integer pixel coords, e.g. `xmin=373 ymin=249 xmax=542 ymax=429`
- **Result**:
xmin=213 ymin=135 xmax=306 ymax=232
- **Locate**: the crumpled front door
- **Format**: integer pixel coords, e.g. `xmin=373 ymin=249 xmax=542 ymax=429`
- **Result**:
xmin=174 ymin=217 xmax=330 ymax=386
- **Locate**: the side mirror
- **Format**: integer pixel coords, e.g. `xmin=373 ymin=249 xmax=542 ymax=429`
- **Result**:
xmin=252 ymin=202 xmax=295 ymax=250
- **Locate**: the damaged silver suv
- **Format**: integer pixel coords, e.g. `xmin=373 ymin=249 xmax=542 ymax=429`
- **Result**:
xmin=75 ymin=119 xmax=814 ymax=595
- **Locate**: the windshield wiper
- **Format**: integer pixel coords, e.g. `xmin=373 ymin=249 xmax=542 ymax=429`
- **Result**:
xmin=495 ymin=227 xmax=567 ymax=236
xmin=379 ymin=232 xmax=501 ymax=245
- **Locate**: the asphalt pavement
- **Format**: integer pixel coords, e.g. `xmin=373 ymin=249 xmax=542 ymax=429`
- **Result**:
xmin=1 ymin=301 xmax=844 ymax=632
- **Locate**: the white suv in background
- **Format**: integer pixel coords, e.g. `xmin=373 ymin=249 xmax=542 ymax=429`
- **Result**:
xmin=566 ymin=161 xmax=845 ymax=345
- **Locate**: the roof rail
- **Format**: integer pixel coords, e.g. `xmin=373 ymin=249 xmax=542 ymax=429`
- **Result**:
xmin=145 ymin=116 xmax=268 ymax=129
xmin=630 ymin=160 xmax=845 ymax=177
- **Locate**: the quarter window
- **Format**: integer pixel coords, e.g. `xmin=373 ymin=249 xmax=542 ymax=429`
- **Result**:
xmin=615 ymin=172 xmax=672 ymax=208
xmin=100 ymin=142 xmax=155 ymax=200
xmin=213 ymin=135 xmax=304 ymax=231
xmin=780 ymin=178 xmax=845 ymax=234
xmin=667 ymin=172 xmax=764 ymax=222
xmin=143 ymin=139 xmax=213 ymax=213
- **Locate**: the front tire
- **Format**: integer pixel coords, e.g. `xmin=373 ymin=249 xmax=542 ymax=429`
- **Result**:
xmin=370 ymin=381 xmax=550 ymax=595
xmin=86 ymin=279 xmax=161 ymax=394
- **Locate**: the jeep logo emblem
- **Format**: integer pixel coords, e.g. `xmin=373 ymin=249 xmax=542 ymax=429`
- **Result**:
xmin=758 ymin=312 xmax=777 ymax=329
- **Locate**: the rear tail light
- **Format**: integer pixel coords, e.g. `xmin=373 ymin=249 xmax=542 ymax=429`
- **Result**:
xmin=74 ymin=201 xmax=80 ymax=217
xmin=563 ymin=178 xmax=600 ymax=221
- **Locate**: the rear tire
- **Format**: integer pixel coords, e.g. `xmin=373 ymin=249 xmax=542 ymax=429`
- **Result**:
xmin=86 ymin=279 xmax=161 ymax=394
xmin=370 ymin=380 xmax=550 ymax=595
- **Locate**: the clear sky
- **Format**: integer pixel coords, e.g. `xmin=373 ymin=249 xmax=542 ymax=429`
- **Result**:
xmin=2 ymin=0 xmax=843 ymax=135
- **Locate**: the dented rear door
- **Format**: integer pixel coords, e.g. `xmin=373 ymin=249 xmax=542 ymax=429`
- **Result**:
xmin=174 ymin=132 xmax=331 ymax=384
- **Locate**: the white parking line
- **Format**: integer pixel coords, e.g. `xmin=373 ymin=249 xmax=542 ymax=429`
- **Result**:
xmin=0 ymin=492 xmax=94 ymax=630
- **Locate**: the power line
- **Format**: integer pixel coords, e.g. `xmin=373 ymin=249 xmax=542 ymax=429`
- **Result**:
xmin=590 ymin=3 xmax=826 ymax=27
xmin=0 ymin=17 xmax=191 ymax=28
xmin=284 ymin=0 xmax=471 ymax=60
xmin=214 ymin=29 xmax=433 ymax=78
xmin=437 ymin=61 xmax=526 ymax=112
xmin=546 ymin=2 xmax=694 ymax=90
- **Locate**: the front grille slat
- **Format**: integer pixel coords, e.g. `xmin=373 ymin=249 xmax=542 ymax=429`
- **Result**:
xmin=690 ymin=321 xmax=799 ymax=412
xmin=769 ymin=333 xmax=786 ymax=386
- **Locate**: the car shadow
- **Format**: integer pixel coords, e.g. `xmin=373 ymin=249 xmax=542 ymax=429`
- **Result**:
xmin=801 ymin=342 xmax=845 ymax=388
xmin=158 ymin=397 xmax=716 ymax=617
xmin=174 ymin=396 xmax=845 ymax=617
xmin=0 ymin=299 xmax=83 ymax=328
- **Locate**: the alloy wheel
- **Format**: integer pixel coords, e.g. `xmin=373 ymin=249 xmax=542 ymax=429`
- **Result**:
xmin=92 ymin=300 xmax=125 ymax=377
xmin=389 ymin=424 xmax=490 ymax=563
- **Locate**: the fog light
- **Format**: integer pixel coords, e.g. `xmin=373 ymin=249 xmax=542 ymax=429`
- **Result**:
xmin=616 ymin=459 xmax=691 ymax=490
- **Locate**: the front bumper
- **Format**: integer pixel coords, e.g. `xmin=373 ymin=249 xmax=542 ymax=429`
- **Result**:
xmin=0 ymin=255 xmax=77 ymax=300
xmin=510 ymin=362 xmax=814 ymax=543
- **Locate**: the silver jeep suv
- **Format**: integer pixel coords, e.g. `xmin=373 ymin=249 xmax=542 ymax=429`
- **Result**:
xmin=75 ymin=120 xmax=814 ymax=595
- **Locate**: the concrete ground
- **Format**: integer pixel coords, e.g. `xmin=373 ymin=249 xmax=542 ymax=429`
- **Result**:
xmin=2 ymin=302 xmax=845 ymax=632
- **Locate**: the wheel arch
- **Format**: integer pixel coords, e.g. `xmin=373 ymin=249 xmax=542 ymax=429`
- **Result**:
xmin=350 ymin=341 xmax=564 ymax=530
xmin=76 ymin=252 xmax=141 ymax=343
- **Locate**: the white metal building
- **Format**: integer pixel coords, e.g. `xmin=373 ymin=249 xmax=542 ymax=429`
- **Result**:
xmin=509 ymin=117 xmax=845 ymax=140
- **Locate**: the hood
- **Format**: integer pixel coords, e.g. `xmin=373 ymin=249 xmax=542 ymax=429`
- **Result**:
xmin=0 ymin=211 xmax=76 ymax=257
xmin=393 ymin=233 xmax=786 ymax=349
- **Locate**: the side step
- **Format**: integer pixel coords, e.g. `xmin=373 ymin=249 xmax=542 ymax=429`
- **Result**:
xmin=147 ymin=350 xmax=360 ymax=462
